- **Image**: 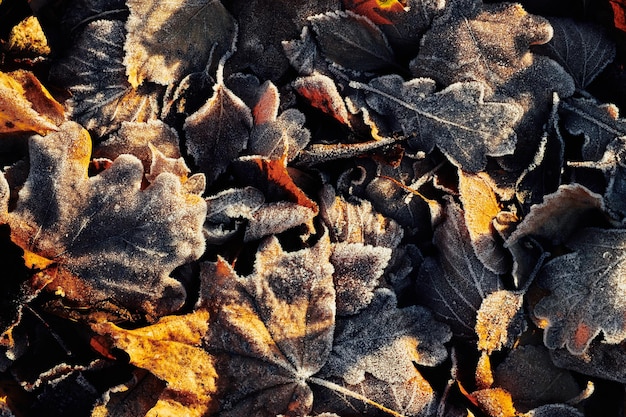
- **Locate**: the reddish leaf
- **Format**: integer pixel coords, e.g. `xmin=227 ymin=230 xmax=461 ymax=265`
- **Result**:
xmin=343 ymin=0 xmax=407 ymax=25
xmin=610 ymin=0 xmax=626 ymax=32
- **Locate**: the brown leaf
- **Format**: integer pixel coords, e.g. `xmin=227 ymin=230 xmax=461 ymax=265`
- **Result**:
xmin=2 ymin=122 xmax=207 ymax=319
xmin=475 ymin=290 xmax=525 ymax=354
xmin=294 ymin=72 xmax=350 ymax=125
xmin=124 ymin=0 xmax=237 ymax=87
xmin=92 ymin=310 xmax=217 ymax=417
xmin=0 ymin=70 xmax=64 ymax=135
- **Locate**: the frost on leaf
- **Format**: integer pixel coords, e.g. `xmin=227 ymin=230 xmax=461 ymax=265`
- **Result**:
xmin=560 ymin=96 xmax=626 ymax=162
xmin=249 ymin=109 xmax=311 ymax=161
xmin=184 ymin=71 xmax=253 ymax=184
xmin=124 ymin=0 xmax=237 ymax=87
xmin=92 ymin=310 xmax=217 ymax=417
xmin=49 ymin=20 xmax=160 ymax=137
xmin=416 ymin=199 xmax=503 ymax=337
xmin=4 ymin=122 xmax=207 ymax=319
xmin=533 ymin=17 xmax=616 ymax=90
xmin=202 ymin=236 xmax=335 ymax=416
xmin=0 ymin=70 xmax=64 ymax=135
xmin=308 ymin=10 xmax=397 ymax=72
xmin=534 ymin=227 xmax=626 ymax=354
xmin=294 ymin=72 xmax=350 ymax=125
xmin=475 ymin=290 xmax=525 ymax=354
xmin=204 ymin=187 xmax=265 ymax=244
xmin=321 ymin=289 xmax=451 ymax=385
xmin=350 ymin=75 xmax=521 ymax=172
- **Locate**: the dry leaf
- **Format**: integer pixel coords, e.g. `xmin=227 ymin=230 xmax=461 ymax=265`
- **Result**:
xmin=475 ymin=290 xmax=525 ymax=354
xmin=0 ymin=70 xmax=63 ymax=135
xmin=293 ymin=72 xmax=350 ymax=125
xmin=92 ymin=310 xmax=217 ymax=417
xmin=248 ymin=109 xmax=311 ymax=161
xmin=2 ymin=122 xmax=207 ymax=319
xmin=124 ymin=0 xmax=237 ymax=87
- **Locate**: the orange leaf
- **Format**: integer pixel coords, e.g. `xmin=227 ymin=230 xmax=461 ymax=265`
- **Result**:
xmin=610 ymin=0 xmax=626 ymax=32
xmin=343 ymin=0 xmax=406 ymax=25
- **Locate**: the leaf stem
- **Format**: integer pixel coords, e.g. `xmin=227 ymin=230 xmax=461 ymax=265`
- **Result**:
xmin=307 ymin=376 xmax=407 ymax=417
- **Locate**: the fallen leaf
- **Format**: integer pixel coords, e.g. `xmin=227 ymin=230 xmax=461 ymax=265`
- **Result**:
xmin=525 ymin=404 xmax=585 ymax=417
xmin=184 ymin=66 xmax=253 ymax=184
xmin=7 ymin=16 xmax=50 ymax=56
xmin=248 ymin=109 xmax=311 ymax=161
xmin=204 ymin=187 xmax=265 ymax=244
xmin=124 ymin=0 xmax=237 ymax=87
xmin=349 ymin=75 xmax=522 ymax=172
xmin=49 ymin=20 xmax=160 ymax=137
xmin=470 ymin=388 xmax=517 ymax=417
xmin=0 ymin=70 xmax=63 ymax=135
xmin=475 ymin=290 xmax=525 ymax=354
xmin=533 ymin=17 xmax=616 ymax=89
xmin=91 ymin=370 xmax=166 ymax=417
xmin=416 ymin=198 xmax=503 ymax=337
xmin=343 ymin=0 xmax=407 ymax=25
xmin=2 ymin=122 xmax=207 ymax=319
xmin=308 ymin=10 xmax=397 ymax=72
xmin=534 ymin=227 xmax=626 ymax=354
xmin=610 ymin=0 xmax=626 ymax=32
xmin=293 ymin=72 xmax=350 ymax=125
xmin=92 ymin=310 xmax=217 ymax=417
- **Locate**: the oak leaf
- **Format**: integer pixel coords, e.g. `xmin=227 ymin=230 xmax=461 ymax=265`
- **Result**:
xmin=534 ymin=227 xmax=626 ymax=354
xmin=124 ymin=0 xmax=237 ymax=87
xmin=1 ymin=122 xmax=207 ymax=319
xmin=92 ymin=310 xmax=217 ymax=417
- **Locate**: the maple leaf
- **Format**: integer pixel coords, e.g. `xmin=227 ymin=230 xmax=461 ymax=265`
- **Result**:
xmin=124 ymin=0 xmax=237 ymax=87
xmin=0 ymin=70 xmax=64 ymax=135
xmin=92 ymin=310 xmax=217 ymax=417
xmin=534 ymin=227 xmax=626 ymax=355
xmin=49 ymin=20 xmax=160 ymax=137
xmin=416 ymin=198 xmax=503 ymax=337
xmin=1 ymin=122 xmax=207 ymax=319
xmin=349 ymin=75 xmax=522 ymax=172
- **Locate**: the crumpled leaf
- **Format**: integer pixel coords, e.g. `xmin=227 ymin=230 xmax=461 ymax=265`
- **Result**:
xmin=492 ymin=345 xmax=581 ymax=413
xmin=2 ymin=122 xmax=207 ymax=319
xmin=0 ymin=70 xmax=64 ymax=135
xmin=416 ymin=198 xmax=503 ymax=337
xmin=533 ymin=17 xmax=616 ymax=89
xmin=49 ymin=20 xmax=160 ymax=137
xmin=321 ymin=288 xmax=451 ymax=385
xmin=244 ymin=200 xmax=318 ymax=242
xmin=124 ymin=0 xmax=237 ymax=87
xmin=184 ymin=67 xmax=253 ymax=184
xmin=560 ymin=96 xmax=626 ymax=161
xmin=202 ymin=236 xmax=335 ymax=416
xmin=6 ymin=16 xmax=50 ymax=56
xmin=308 ymin=10 xmax=397 ymax=72
xmin=92 ymin=310 xmax=217 ymax=417
xmin=350 ymin=75 xmax=522 ymax=172
xmin=248 ymin=108 xmax=311 ymax=161
xmin=204 ymin=187 xmax=265 ymax=244
xmin=534 ymin=227 xmax=626 ymax=354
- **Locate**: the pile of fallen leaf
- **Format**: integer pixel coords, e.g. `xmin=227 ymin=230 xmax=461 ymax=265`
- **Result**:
xmin=1 ymin=0 xmax=626 ymax=415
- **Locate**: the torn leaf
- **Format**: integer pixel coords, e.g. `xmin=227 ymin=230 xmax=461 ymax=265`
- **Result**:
xmin=124 ymin=0 xmax=237 ymax=87
xmin=3 ymin=122 xmax=207 ymax=319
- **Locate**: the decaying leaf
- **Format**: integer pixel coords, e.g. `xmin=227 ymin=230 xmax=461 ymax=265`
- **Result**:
xmin=0 ymin=70 xmax=64 ymax=135
xmin=49 ymin=20 xmax=160 ymax=137
xmin=475 ymin=290 xmax=525 ymax=354
xmin=350 ymin=75 xmax=521 ymax=172
xmin=416 ymin=199 xmax=503 ymax=337
xmin=184 ymin=67 xmax=253 ymax=184
xmin=248 ymin=109 xmax=311 ymax=161
xmin=124 ymin=0 xmax=237 ymax=87
xmin=343 ymin=0 xmax=407 ymax=25
xmin=2 ymin=122 xmax=207 ymax=319
xmin=6 ymin=16 xmax=50 ymax=56
xmin=92 ymin=310 xmax=217 ymax=417
xmin=308 ymin=10 xmax=397 ymax=72
xmin=293 ymin=72 xmax=350 ymax=125
xmin=204 ymin=187 xmax=265 ymax=244
xmin=91 ymin=370 xmax=166 ymax=417
xmin=533 ymin=17 xmax=616 ymax=90
xmin=534 ymin=227 xmax=626 ymax=354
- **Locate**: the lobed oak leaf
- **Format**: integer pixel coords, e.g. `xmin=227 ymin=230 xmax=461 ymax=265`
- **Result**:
xmin=350 ymin=75 xmax=521 ymax=172
xmin=49 ymin=20 xmax=160 ymax=137
xmin=124 ymin=0 xmax=237 ymax=87
xmin=533 ymin=18 xmax=616 ymax=90
xmin=534 ymin=227 xmax=626 ymax=354
xmin=416 ymin=199 xmax=503 ymax=338
xmin=0 ymin=70 xmax=64 ymax=135
xmin=308 ymin=10 xmax=397 ymax=72
xmin=92 ymin=310 xmax=217 ymax=417
xmin=202 ymin=236 xmax=335 ymax=416
xmin=4 ymin=122 xmax=207 ymax=319
xmin=184 ymin=68 xmax=253 ymax=184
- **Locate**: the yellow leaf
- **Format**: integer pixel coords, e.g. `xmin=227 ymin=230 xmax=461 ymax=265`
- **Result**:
xmin=7 ymin=16 xmax=50 ymax=55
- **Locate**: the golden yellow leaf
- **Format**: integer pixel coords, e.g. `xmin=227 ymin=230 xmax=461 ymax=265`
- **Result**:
xmin=92 ymin=310 xmax=217 ymax=417
xmin=7 ymin=16 xmax=50 ymax=55
xmin=0 ymin=70 xmax=64 ymax=135
xmin=471 ymin=388 xmax=517 ymax=417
